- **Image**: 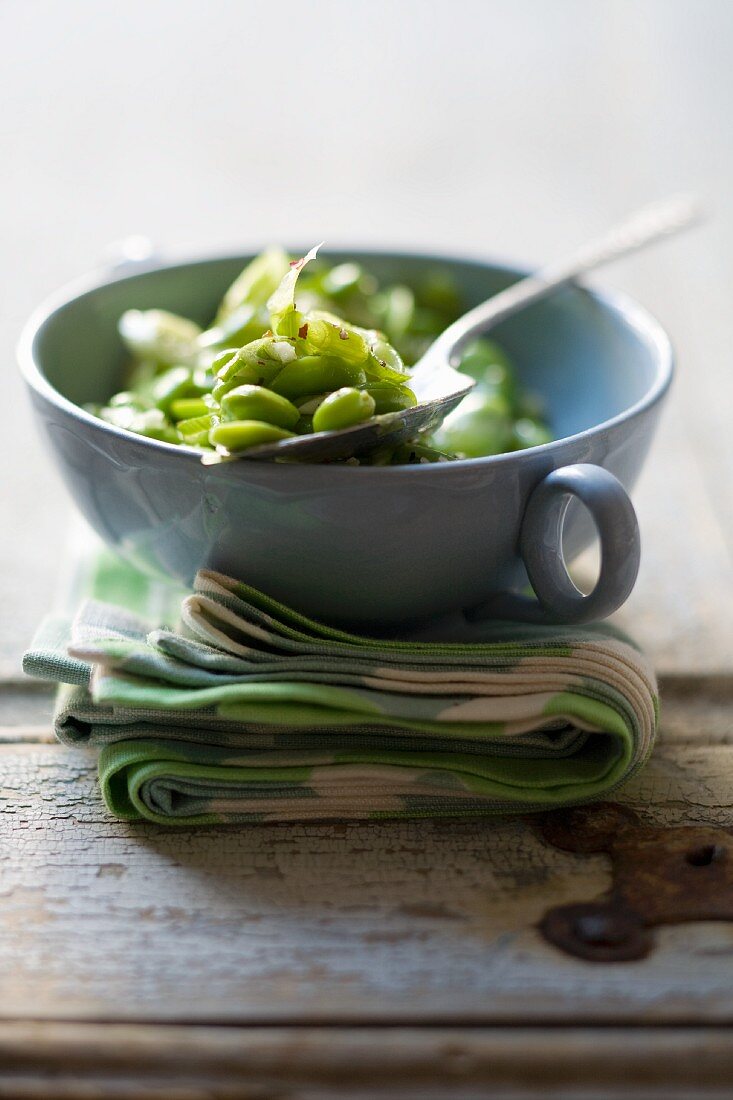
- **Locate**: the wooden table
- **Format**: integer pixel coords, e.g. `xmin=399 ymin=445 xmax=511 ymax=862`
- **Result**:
xmin=3 ymin=2 xmax=733 ymax=1094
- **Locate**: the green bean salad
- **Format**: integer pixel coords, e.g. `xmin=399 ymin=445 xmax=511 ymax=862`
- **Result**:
xmin=91 ymin=245 xmax=552 ymax=464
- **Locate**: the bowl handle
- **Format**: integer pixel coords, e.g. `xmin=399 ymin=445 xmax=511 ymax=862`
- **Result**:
xmin=467 ymin=463 xmax=640 ymax=626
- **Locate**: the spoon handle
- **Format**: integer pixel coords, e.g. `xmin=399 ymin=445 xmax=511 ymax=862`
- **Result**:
xmin=437 ymin=194 xmax=703 ymax=362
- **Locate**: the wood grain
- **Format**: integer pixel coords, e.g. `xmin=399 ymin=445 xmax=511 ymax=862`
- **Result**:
xmin=657 ymin=679 xmax=733 ymax=744
xmin=0 ymin=683 xmax=55 ymax=741
xmin=0 ymin=1022 xmax=732 ymax=1099
xmin=1 ymin=720 xmax=733 ymax=1028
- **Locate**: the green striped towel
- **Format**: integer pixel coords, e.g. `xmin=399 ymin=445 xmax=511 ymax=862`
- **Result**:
xmin=24 ymin=548 xmax=658 ymax=826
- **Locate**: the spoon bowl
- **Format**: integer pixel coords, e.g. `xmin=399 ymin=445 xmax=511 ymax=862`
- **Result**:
xmin=223 ymin=355 xmax=474 ymax=463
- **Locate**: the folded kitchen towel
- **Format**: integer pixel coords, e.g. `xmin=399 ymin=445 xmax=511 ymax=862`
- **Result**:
xmin=24 ymin=550 xmax=658 ymax=826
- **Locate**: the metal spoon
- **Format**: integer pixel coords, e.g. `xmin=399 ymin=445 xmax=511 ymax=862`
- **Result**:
xmin=231 ymin=195 xmax=701 ymax=463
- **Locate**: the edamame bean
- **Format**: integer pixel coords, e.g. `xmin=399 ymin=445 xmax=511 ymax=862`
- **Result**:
xmin=211 ymin=360 xmax=285 ymax=404
xmin=418 ymin=271 xmax=462 ymax=316
xmin=118 ymin=309 xmax=201 ymax=367
xmin=431 ymin=391 xmax=514 ymax=458
xmin=360 ymin=346 xmax=409 ymax=386
xmin=510 ymin=418 xmax=553 ymax=450
xmin=269 ymin=356 xmax=366 ymax=399
xmin=220 ymin=385 xmax=300 ymax=429
xmin=177 ymin=413 xmax=218 ymax=446
xmin=152 ymin=366 xmax=209 ymax=415
xmin=321 ymin=263 xmax=363 ymax=299
xmin=300 ymin=318 xmax=370 ymax=365
xmin=363 ymin=382 xmax=416 ymax=414
xmin=515 ymin=390 xmax=546 ymax=421
xmin=458 ymin=339 xmax=516 ymax=401
xmin=108 ymin=390 xmax=145 ymax=410
xmin=197 ymin=302 xmax=265 ymax=352
xmin=209 ymin=420 xmax=295 ymax=452
xmin=209 ymin=348 xmax=241 ymax=376
xmin=170 ymin=396 xmax=213 ymax=421
xmin=130 ymin=409 xmax=179 ymax=444
xmin=378 ymin=285 xmax=414 ymax=338
xmin=215 ymin=337 xmax=297 ymax=384
xmin=296 ymin=394 xmax=329 ymax=415
xmin=215 ymin=247 xmax=290 ymax=323
xmin=408 ymin=305 xmax=446 ymax=337
xmin=385 ymin=440 xmax=455 ymax=465
xmin=312 ymin=388 xmax=376 ymax=433
xmin=125 ymin=359 xmax=159 ymax=397
xmin=97 ymin=404 xmax=137 ymax=430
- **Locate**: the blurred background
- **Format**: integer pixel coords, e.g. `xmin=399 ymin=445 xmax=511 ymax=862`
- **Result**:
xmin=2 ymin=0 xmax=732 ymax=671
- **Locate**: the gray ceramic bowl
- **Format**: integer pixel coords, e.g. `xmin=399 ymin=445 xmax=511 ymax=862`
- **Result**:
xmin=18 ymin=250 xmax=672 ymax=627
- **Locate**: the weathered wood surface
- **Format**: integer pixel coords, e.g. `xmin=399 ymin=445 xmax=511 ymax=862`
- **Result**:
xmin=1 ymin=1022 xmax=733 ymax=1100
xmin=2 ymin=709 xmax=732 ymax=1028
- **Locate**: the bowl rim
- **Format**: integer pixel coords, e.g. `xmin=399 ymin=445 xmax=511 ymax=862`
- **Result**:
xmin=17 ymin=246 xmax=674 ymax=476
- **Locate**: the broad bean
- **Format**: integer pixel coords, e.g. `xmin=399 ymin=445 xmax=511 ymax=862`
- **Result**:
xmin=118 ymin=309 xmax=201 ymax=367
xmin=177 ymin=413 xmax=218 ymax=447
xmin=431 ymin=390 xmax=514 ymax=458
xmin=363 ymin=382 xmax=416 ymax=414
xmin=215 ymin=338 xmax=296 ymax=384
xmin=152 ymin=366 xmax=210 ymax=415
xmin=220 ymin=385 xmax=300 ymax=429
xmin=170 ymin=396 xmax=213 ymax=421
xmin=270 ymin=355 xmax=366 ymax=400
xmin=215 ymin=247 xmax=290 ymax=323
xmin=209 ymin=420 xmax=296 ymax=452
xmin=510 ymin=417 xmax=553 ymax=450
xmin=312 ymin=387 xmax=376 ymax=432
xmin=197 ymin=302 xmax=265 ymax=352
xmin=299 ymin=317 xmax=370 ymax=365
xmin=130 ymin=409 xmax=179 ymax=444
xmin=321 ymin=263 xmax=363 ymax=299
